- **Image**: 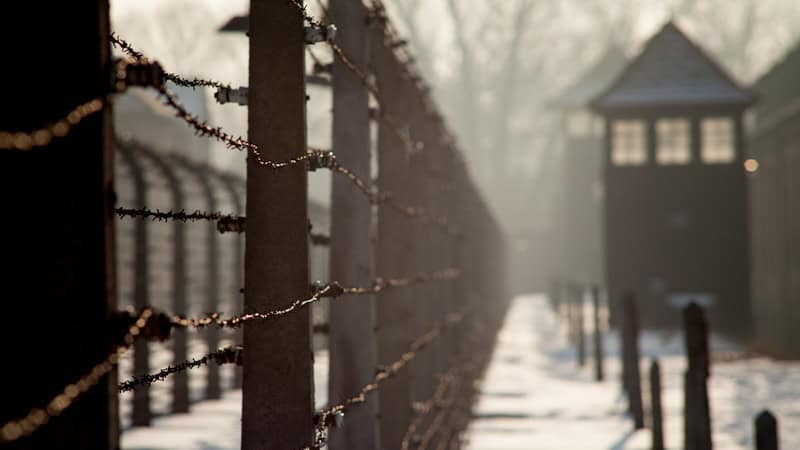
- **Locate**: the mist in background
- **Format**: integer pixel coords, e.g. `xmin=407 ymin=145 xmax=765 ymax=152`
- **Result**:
xmin=111 ymin=0 xmax=800 ymax=268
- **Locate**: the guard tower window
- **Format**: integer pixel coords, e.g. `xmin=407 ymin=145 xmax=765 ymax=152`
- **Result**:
xmin=611 ymin=120 xmax=646 ymax=166
xmin=656 ymin=118 xmax=690 ymax=165
xmin=701 ymin=117 xmax=735 ymax=163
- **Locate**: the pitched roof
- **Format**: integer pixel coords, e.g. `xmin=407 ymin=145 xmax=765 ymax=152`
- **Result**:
xmin=752 ymin=39 xmax=800 ymax=124
xmin=592 ymin=22 xmax=755 ymax=111
xmin=552 ymin=45 xmax=627 ymax=109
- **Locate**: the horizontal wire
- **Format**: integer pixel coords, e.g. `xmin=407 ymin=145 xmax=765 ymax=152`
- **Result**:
xmin=403 ymin=342 xmax=490 ymax=450
xmin=118 ymin=346 xmax=242 ymax=393
xmin=0 ymin=309 xmax=153 ymax=444
xmin=402 ymin=366 xmax=459 ymax=450
xmin=114 ymin=207 xmax=245 ymax=233
xmin=0 ymin=98 xmax=105 ymax=150
xmin=112 ymin=28 xmax=462 ymax=235
xmin=110 ymin=33 xmax=231 ymax=91
xmin=165 ymin=268 xmax=460 ymax=331
xmin=332 ymin=164 xmax=461 ymax=236
xmin=310 ymin=306 xmax=470 ymax=449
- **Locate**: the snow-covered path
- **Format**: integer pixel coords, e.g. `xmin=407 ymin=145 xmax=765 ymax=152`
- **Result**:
xmin=464 ymin=294 xmax=800 ymax=450
xmin=464 ymin=295 xmax=647 ymax=450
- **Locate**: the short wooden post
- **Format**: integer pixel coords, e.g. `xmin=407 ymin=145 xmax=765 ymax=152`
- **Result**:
xmin=755 ymin=410 xmax=778 ymax=450
xmin=328 ymin=0 xmax=379 ymax=448
xmin=683 ymin=302 xmax=712 ymax=450
xmin=592 ymin=285 xmax=605 ymax=381
xmin=650 ymin=359 xmax=664 ymax=450
xmin=373 ymin=25 xmax=414 ymax=450
xmin=622 ymin=293 xmax=644 ymax=429
xmin=0 ymin=1 xmax=116 ymax=447
xmin=577 ymin=285 xmax=587 ymax=367
xmin=242 ymin=1 xmax=314 ymax=448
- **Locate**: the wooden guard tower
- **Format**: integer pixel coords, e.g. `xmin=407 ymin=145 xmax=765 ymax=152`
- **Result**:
xmin=591 ymin=22 xmax=755 ymax=335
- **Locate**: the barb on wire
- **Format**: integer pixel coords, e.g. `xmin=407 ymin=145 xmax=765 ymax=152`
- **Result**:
xmin=0 ymin=309 xmax=153 ymax=444
xmin=118 ymin=346 xmax=242 ymax=393
xmin=310 ymin=307 xmax=470 ymax=449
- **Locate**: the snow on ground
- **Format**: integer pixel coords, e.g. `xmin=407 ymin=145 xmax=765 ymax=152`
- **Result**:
xmin=119 ymin=294 xmax=800 ymax=450
xmin=464 ymin=294 xmax=800 ymax=450
xmin=120 ymin=345 xmax=329 ymax=450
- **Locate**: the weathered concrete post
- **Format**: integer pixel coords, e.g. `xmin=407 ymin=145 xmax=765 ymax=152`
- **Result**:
xmin=328 ymin=0 xmax=379 ymax=448
xmin=0 ymin=1 xmax=116 ymax=447
xmin=242 ymin=1 xmax=314 ymax=448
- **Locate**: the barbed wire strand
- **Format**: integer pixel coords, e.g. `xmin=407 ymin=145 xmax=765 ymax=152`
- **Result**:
xmin=310 ymin=307 xmax=470 ymax=449
xmin=0 ymin=98 xmax=105 ymax=151
xmin=111 ymin=31 xmax=462 ymax=232
xmin=114 ymin=206 xmax=246 ymax=234
xmin=167 ymin=268 xmax=460 ymax=330
xmin=401 ymin=366 xmax=459 ymax=450
xmin=332 ymin=164 xmax=460 ymax=236
xmin=118 ymin=346 xmax=242 ymax=393
xmin=403 ymin=342 xmax=490 ymax=450
xmin=110 ymin=33 xmax=231 ymax=91
xmin=421 ymin=353 xmax=489 ymax=450
xmin=0 ymin=309 xmax=153 ymax=444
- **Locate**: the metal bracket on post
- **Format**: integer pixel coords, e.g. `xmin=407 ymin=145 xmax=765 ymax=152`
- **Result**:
xmin=214 ymin=86 xmax=249 ymax=106
xmin=305 ymin=24 xmax=337 ymax=44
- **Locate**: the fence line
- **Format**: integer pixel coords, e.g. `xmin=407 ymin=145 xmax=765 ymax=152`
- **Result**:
xmin=0 ymin=2 xmax=507 ymax=449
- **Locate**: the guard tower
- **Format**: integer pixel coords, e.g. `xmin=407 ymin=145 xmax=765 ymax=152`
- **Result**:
xmin=591 ymin=22 xmax=755 ymax=335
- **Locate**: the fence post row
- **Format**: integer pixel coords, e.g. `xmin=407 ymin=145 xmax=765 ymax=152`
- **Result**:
xmin=622 ymin=292 xmax=644 ymax=429
xmin=242 ymin=1 xmax=314 ymax=449
xmin=170 ymin=155 xmax=223 ymax=401
xmin=0 ymin=2 xmax=511 ymax=449
xmin=0 ymin=1 xmax=116 ymax=448
xmin=373 ymin=24 xmax=414 ymax=450
xmin=117 ymin=142 xmax=152 ymax=427
xmin=683 ymin=302 xmax=712 ymax=450
xmin=128 ymin=142 xmax=192 ymax=414
xmin=117 ymin=139 xmax=244 ymax=423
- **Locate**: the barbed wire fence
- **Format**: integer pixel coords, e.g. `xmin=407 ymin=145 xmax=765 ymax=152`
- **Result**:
xmin=0 ymin=1 xmax=509 ymax=449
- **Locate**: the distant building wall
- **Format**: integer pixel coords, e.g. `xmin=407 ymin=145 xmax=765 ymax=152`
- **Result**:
xmin=748 ymin=42 xmax=800 ymax=357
